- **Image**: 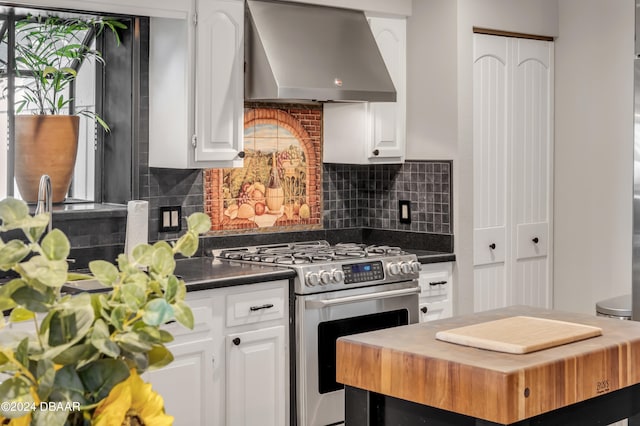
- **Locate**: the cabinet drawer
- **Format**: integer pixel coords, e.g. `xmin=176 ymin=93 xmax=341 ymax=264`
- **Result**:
xmin=419 ymin=270 xmax=449 ymax=298
xmin=226 ymin=286 xmax=285 ymax=327
xmin=474 ymin=226 xmax=505 ymax=265
xmin=516 ymin=222 xmax=548 ymax=259
xmin=163 ymin=303 xmax=213 ymax=338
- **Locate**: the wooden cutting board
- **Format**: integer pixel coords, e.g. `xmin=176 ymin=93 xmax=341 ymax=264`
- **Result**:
xmin=435 ymin=315 xmax=603 ymax=353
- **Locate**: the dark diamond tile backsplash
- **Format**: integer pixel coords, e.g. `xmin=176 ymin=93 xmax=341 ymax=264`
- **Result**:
xmin=323 ymin=161 xmax=452 ymax=233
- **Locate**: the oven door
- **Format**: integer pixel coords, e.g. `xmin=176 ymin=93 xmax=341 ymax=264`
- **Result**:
xmin=296 ymin=281 xmax=419 ymax=426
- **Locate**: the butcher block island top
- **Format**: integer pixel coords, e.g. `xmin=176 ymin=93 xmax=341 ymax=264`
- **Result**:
xmin=336 ymin=306 xmax=640 ymax=425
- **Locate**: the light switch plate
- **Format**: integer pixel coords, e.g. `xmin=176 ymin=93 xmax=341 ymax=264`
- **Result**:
xmin=399 ymin=200 xmax=411 ymax=224
xmin=159 ymin=206 xmax=181 ymax=232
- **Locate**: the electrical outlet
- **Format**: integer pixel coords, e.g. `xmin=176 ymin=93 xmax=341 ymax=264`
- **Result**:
xmin=159 ymin=206 xmax=182 ymax=232
xmin=399 ymin=200 xmax=411 ymax=224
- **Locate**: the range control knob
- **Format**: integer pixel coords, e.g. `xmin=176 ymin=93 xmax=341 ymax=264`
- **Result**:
xmin=400 ymin=262 xmax=412 ymax=274
xmin=410 ymin=261 xmax=422 ymax=273
xmin=332 ymin=269 xmax=345 ymax=283
xmin=320 ymin=270 xmax=332 ymax=285
xmin=387 ymin=262 xmax=401 ymax=276
xmin=305 ymin=272 xmax=320 ymax=287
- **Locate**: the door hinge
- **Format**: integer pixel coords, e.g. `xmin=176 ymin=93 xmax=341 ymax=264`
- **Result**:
xmin=191 ymin=135 xmax=197 ymax=148
xmin=193 ymin=12 xmax=198 ymax=26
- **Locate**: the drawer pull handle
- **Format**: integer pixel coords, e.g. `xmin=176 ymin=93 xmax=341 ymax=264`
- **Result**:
xmin=532 ymin=237 xmax=539 ymax=244
xmin=489 ymin=243 xmax=496 ymax=250
xmin=233 ymin=337 xmax=241 ymax=346
xmin=249 ymin=303 xmax=274 ymax=312
xmin=420 ymin=306 xmax=428 ymax=314
xmin=429 ymin=281 xmax=447 ymax=286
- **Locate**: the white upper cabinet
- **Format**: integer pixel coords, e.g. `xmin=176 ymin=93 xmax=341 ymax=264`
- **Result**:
xmin=323 ymin=16 xmax=406 ymax=164
xmin=368 ymin=17 xmax=406 ymax=160
xmin=7 ymin=0 xmax=192 ymax=18
xmin=149 ymin=0 xmax=244 ymax=169
xmin=195 ymin=0 xmax=244 ymax=166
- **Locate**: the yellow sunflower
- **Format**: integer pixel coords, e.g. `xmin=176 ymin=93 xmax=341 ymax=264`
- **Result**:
xmin=0 ymin=414 xmax=31 ymax=426
xmin=92 ymin=369 xmax=173 ymax=426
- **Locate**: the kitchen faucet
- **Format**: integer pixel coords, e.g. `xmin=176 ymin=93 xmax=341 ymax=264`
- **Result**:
xmin=34 ymin=174 xmax=52 ymax=233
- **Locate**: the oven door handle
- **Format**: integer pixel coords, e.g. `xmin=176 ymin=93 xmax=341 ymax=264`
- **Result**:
xmin=304 ymin=287 xmax=420 ymax=309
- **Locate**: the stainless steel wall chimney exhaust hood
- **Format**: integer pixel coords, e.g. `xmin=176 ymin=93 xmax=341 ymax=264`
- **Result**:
xmin=245 ymin=0 xmax=396 ymax=102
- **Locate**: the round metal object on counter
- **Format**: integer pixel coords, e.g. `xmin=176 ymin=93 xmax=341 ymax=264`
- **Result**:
xmin=595 ymin=294 xmax=631 ymax=320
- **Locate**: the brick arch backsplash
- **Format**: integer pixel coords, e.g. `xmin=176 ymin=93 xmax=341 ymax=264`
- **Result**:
xmin=204 ymin=104 xmax=322 ymax=232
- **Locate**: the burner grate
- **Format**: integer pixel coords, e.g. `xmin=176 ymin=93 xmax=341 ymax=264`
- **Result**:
xmin=216 ymin=241 xmax=407 ymax=264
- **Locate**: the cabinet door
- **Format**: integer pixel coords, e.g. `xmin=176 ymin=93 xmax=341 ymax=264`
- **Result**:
xmin=472 ymin=34 xmax=553 ymax=311
xmin=142 ymin=293 xmax=218 ymax=425
xmin=418 ymin=263 xmax=453 ymax=322
xmin=510 ymin=38 xmax=553 ymax=308
xmin=419 ymin=301 xmax=452 ymax=323
xmin=368 ymin=17 xmax=406 ymax=162
xmin=473 ymin=34 xmax=509 ymax=312
xmin=323 ymin=16 xmax=406 ymax=165
xmin=226 ymin=326 xmax=286 ymax=426
xmin=195 ymin=0 xmax=244 ymax=166
xmin=143 ymin=337 xmax=215 ymax=425
xmin=149 ymin=13 xmax=195 ymax=168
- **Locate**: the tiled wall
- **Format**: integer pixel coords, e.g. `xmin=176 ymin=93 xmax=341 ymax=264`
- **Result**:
xmin=323 ymin=161 xmax=452 ymax=234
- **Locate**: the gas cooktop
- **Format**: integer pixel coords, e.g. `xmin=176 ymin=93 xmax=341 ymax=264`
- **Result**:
xmin=215 ymin=241 xmax=421 ymax=293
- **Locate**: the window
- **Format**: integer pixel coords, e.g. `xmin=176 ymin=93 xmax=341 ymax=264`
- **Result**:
xmin=0 ymin=6 xmax=139 ymax=205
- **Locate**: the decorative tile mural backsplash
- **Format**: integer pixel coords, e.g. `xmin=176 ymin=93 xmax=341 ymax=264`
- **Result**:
xmin=204 ymin=105 xmax=322 ymax=232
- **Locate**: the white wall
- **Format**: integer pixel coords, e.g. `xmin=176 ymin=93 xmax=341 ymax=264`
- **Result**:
xmin=456 ymin=0 xmax=559 ymax=314
xmin=554 ymin=0 xmax=633 ymax=314
xmin=407 ymin=0 xmax=633 ymax=315
xmin=406 ymin=0 xmax=458 ymax=161
xmin=407 ymin=0 xmax=558 ymax=315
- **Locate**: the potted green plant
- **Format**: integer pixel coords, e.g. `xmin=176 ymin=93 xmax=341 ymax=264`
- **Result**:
xmin=11 ymin=15 xmax=125 ymax=203
xmin=0 ymin=197 xmax=211 ymax=425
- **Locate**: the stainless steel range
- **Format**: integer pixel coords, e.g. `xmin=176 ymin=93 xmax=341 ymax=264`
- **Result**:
xmin=217 ymin=241 xmax=420 ymax=426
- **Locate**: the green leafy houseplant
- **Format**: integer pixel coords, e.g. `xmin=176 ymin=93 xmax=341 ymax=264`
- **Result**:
xmin=0 ymin=197 xmax=211 ymax=425
xmin=13 ymin=14 xmax=125 ymax=127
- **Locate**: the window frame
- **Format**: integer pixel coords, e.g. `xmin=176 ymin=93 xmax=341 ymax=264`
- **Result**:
xmin=0 ymin=7 xmax=140 ymax=205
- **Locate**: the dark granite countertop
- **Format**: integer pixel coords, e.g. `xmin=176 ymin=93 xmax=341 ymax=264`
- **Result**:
xmin=59 ymin=257 xmax=296 ymax=294
xmin=174 ymin=257 xmax=296 ymax=291
xmin=408 ymin=249 xmax=456 ymax=264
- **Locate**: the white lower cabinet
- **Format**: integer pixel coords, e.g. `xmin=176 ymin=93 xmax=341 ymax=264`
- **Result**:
xmin=144 ymin=337 xmax=214 ymax=424
xmin=145 ymin=279 xmax=289 ymax=426
xmin=419 ymin=300 xmax=450 ymax=322
xmin=418 ymin=262 xmax=454 ymax=322
xmin=143 ymin=293 xmax=216 ymax=424
xmin=226 ymin=326 xmax=286 ymax=426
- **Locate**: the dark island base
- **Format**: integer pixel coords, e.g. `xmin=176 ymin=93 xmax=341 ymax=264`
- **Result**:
xmin=345 ymin=385 xmax=640 ymax=426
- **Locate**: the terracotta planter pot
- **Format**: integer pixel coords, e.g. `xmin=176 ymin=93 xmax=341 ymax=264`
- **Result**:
xmin=14 ymin=115 xmax=80 ymax=203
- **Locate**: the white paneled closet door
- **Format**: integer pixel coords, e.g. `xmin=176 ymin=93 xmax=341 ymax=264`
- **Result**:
xmin=473 ymin=34 xmax=553 ymax=312
xmin=473 ymin=35 xmax=509 ymax=312
xmin=511 ymin=38 xmax=553 ymax=308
